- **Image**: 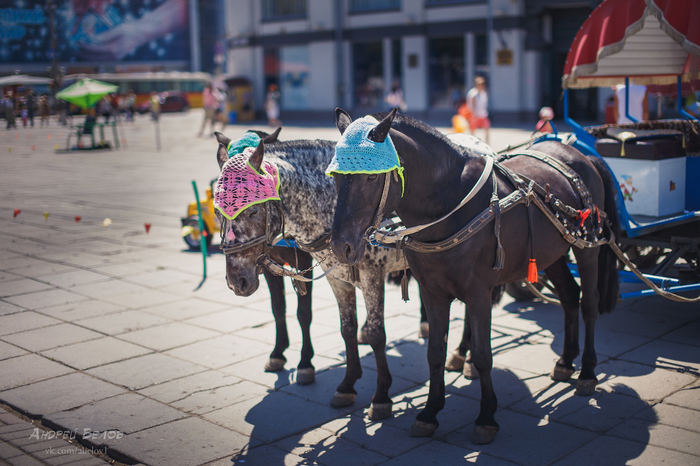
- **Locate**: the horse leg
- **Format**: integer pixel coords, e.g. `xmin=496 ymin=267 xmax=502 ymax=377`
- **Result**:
xmin=360 ymin=272 xmax=393 ymax=420
xmin=295 ymin=251 xmax=315 ymax=385
xmin=327 ymin=276 xmax=362 ymax=408
xmin=544 ymin=256 xmax=581 ymax=382
xmin=409 ymin=289 xmax=452 ymax=438
xmin=572 ymin=249 xmax=601 ymax=396
xmin=262 ymin=269 xmax=288 ymax=372
xmin=418 ymin=287 xmax=429 ymax=339
xmin=465 ymin=290 xmax=499 ymax=444
xmin=445 ymin=304 xmax=479 ymax=379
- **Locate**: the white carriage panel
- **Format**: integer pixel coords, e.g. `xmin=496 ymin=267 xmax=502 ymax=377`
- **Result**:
xmin=604 ymin=157 xmax=687 ymax=217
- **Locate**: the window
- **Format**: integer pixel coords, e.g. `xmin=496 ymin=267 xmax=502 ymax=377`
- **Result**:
xmin=350 ymin=0 xmax=400 ymax=13
xmin=262 ymin=0 xmax=306 ymax=21
xmin=428 ymin=37 xmax=464 ymax=108
xmin=425 ymin=0 xmax=481 ymax=6
xmin=280 ymin=46 xmax=310 ymax=110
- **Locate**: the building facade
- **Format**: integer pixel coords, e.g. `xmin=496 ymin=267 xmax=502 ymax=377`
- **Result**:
xmin=226 ymin=0 xmax=604 ymax=122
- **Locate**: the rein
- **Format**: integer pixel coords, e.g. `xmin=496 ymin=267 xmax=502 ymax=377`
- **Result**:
xmin=219 ymin=201 xmax=338 ymax=285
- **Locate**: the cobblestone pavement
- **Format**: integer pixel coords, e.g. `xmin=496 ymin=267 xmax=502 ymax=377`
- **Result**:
xmin=0 ymin=111 xmax=699 ymax=465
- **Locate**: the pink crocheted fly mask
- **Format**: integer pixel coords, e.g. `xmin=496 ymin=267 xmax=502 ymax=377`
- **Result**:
xmin=214 ymin=147 xmax=281 ymax=233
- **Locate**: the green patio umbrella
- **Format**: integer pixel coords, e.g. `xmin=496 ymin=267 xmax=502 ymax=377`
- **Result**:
xmin=55 ymin=78 xmax=119 ymax=109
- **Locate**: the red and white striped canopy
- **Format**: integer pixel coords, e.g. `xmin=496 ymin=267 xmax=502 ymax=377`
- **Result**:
xmin=562 ymin=0 xmax=700 ymax=89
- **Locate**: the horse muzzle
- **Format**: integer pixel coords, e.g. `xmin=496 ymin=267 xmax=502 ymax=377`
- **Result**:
xmin=225 ymin=269 xmax=259 ymax=297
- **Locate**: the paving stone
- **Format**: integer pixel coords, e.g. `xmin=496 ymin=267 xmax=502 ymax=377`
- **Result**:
xmin=0 ymin=373 xmax=125 ymax=418
xmin=36 ymin=301 xmax=125 ymax=322
xmin=664 ymin=377 xmax=700 ymax=411
xmin=0 ymin=272 xmax=22 ymax=283
xmin=359 ymin=341 xmax=430 ymax=384
xmin=68 ymin=281 xmax=148 ymax=300
xmin=41 ymin=337 xmax=151 ymax=370
xmin=86 ymin=353 xmax=206 ymax=390
xmin=493 ymin=339 xmax=562 ymax=376
xmin=661 ymin=320 xmax=700 ymax=347
xmin=123 ymin=270 xmax=195 ymax=288
xmin=634 ymin=402 xmax=700 ymax=434
xmin=184 ymin=308 xmax=273 ymax=333
xmin=137 ymin=370 xmax=241 ymax=403
xmin=216 ymin=445 xmax=314 ymax=466
xmin=43 ymin=393 xmax=187 ymax=437
xmin=117 ymin=322 xmax=220 ymax=351
xmin=0 ymin=411 xmax=24 ymax=425
xmin=319 ymin=415 xmax=430 ymax=458
xmin=444 ymin=409 xmax=597 ymax=466
xmin=103 ymin=290 xmax=180 ymax=310
xmin=76 ymin=310 xmax=171 ymax=335
xmin=0 ymin=312 xmax=62 ymax=337
xmin=165 ymin=335 xmax=271 ymax=369
xmin=90 ymin=263 xmax=158 ymax=279
xmin=203 ymin=390 xmax=340 ymax=443
xmin=620 ymin=338 xmax=700 ymax=371
xmin=102 ymin=417 xmax=252 ymax=466
xmin=381 ymin=440 xmax=517 ymax=466
xmin=0 ymin=442 xmax=23 ymax=459
xmin=1 ymin=324 xmax=102 ymax=352
xmin=273 ymin=427 xmax=389 ymax=466
xmin=597 ymin=308 xmax=695 ymax=339
xmin=6 ymin=454 xmax=45 ymax=465
xmin=3 ymin=290 xmax=87 ymax=311
xmin=39 ymin=271 xmax=112 ymax=288
xmin=493 ymin=303 xmax=564 ymax=337
xmin=171 ymin=380 xmax=270 ymax=415
xmin=0 ymin=279 xmax=54 ymax=299
xmin=446 ymin=366 xmax=556 ymax=408
xmin=0 ymin=342 xmax=27 ymax=361
xmin=0 ymin=301 xmax=23 ymax=316
xmin=218 ymin=353 xmax=329 ymax=390
xmin=137 ymin=298 xmax=229 ymax=320
xmin=608 ymin=417 xmax=700 ymax=457
xmin=7 ymin=263 xmax=77 ymax=278
xmin=596 ymin=359 xmax=697 ymax=402
xmin=21 ymin=438 xmax=76 ymax=454
xmin=550 ymin=434 xmax=699 ymax=466
xmin=0 ymin=354 xmax=73 ymax=391
xmin=557 ymin=390 xmax=652 ymax=433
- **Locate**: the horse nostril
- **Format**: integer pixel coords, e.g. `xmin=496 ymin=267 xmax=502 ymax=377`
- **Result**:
xmin=239 ymin=277 xmax=249 ymax=291
xmin=343 ymin=243 xmax=354 ymax=261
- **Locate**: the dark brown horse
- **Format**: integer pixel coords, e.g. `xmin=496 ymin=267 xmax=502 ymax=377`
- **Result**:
xmin=328 ymin=109 xmax=620 ymax=444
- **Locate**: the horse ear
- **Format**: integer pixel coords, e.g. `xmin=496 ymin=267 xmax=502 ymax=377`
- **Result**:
xmin=335 ymin=108 xmax=353 ymax=135
xmin=214 ymin=132 xmax=231 ymax=148
xmin=217 ymin=143 xmax=228 ymax=170
xmin=368 ymin=107 xmax=397 ymax=143
xmin=249 ymin=140 xmax=265 ymax=172
xmin=263 ymin=127 xmax=282 ymax=143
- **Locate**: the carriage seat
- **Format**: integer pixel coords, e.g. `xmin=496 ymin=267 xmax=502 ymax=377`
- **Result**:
xmin=596 ymin=128 xmax=686 ymax=160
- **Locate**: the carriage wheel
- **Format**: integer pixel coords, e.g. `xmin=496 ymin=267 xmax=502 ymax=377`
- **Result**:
xmin=183 ymin=216 xmax=211 ymax=250
xmin=625 ymin=246 xmax=665 ymax=270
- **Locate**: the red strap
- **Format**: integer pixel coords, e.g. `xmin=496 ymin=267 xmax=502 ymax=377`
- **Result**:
xmin=578 ymin=208 xmax=590 ymax=228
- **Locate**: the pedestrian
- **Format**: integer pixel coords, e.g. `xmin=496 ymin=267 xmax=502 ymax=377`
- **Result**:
xmin=198 ymin=84 xmax=218 ymax=137
xmin=265 ymin=83 xmax=281 ymax=127
xmin=466 ymin=76 xmax=490 ymax=145
xmin=39 ymin=95 xmax=50 ymax=127
xmin=4 ymin=93 xmax=17 ymax=129
xmin=536 ymin=106 xmax=554 ymax=133
xmin=126 ymin=89 xmax=136 ymax=121
xmin=26 ymin=90 xmax=35 ymax=127
xmin=385 ymin=83 xmax=407 ymax=113
xmin=20 ymin=102 xmax=28 ymax=127
xmin=150 ymin=91 xmax=161 ymax=122
xmin=613 ymin=83 xmax=649 ymax=124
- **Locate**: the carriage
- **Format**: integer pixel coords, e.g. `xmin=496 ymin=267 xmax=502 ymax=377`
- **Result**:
xmin=512 ymin=0 xmax=700 ymax=303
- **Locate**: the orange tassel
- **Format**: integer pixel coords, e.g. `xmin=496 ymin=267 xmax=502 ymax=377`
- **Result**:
xmin=527 ymin=258 xmax=538 ymax=283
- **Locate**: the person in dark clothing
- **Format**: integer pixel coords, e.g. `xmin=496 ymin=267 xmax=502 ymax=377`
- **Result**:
xmin=26 ymin=90 xmax=35 ymax=127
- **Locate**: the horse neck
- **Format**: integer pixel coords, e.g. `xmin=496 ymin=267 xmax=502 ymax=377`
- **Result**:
xmin=266 ymin=141 xmax=337 ymax=243
xmin=392 ymin=126 xmax=486 ymax=228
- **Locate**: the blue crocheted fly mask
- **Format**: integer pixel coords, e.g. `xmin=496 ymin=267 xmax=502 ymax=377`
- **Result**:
xmin=326 ymin=115 xmax=404 ymax=196
xmin=227 ymin=131 xmax=261 ymax=157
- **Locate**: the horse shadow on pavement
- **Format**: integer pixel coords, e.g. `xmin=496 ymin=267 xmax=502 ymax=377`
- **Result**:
xmin=222 ymin=334 xmax=654 ymax=465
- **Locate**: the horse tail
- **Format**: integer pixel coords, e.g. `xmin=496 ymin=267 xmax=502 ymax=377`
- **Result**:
xmin=587 ymin=156 xmax=621 ymax=314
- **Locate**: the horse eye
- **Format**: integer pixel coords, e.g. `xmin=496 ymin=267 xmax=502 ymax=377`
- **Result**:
xmin=248 ymin=206 xmax=259 ymax=216
xmin=368 ymin=174 xmax=378 ymax=181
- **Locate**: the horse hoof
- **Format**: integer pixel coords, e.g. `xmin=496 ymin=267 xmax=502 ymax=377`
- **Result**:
xmin=264 ymin=358 xmax=285 ymax=372
xmin=471 ymin=425 xmax=499 ymax=444
xmin=368 ymin=403 xmax=393 ymax=420
xmin=575 ymin=379 xmax=597 ymax=396
xmin=296 ymin=368 xmax=315 ymax=385
xmin=330 ymin=392 xmax=356 ymax=408
xmin=409 ymin=420 xmax=438 ymax=437
xmin=551 ymin=364 xmax=575 ymax=381
xmin=462 ymin=362 xmax=480 ymax=380
xmin=358 ymin=329 xmax=369 ymax=345
xmin=419 ymin=322 xmax=429 ymax=339
xmin=445 ymin=352 xmax=465 ymax=372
